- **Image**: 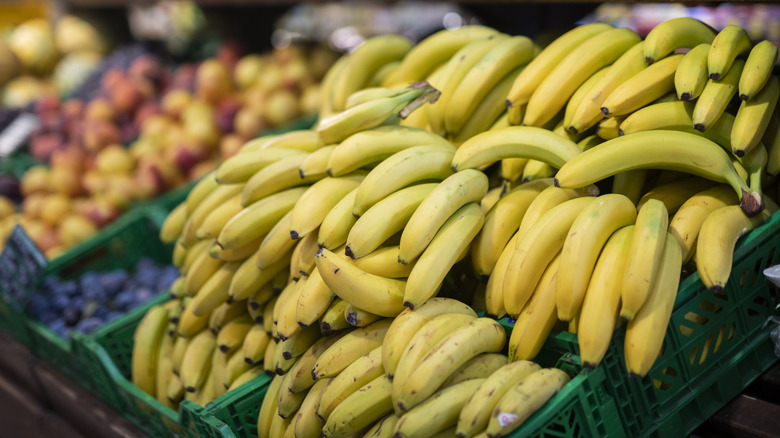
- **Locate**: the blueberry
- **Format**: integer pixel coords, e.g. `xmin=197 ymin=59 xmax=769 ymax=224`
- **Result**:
xmin=43 ymin=276 xmax=61 ymax=291
xmin=93 ymin=306 xmax=109 ymax=320
xmin=106 ymin=311 xmax=124 ymax=323
xmin=70 ymin=297 xmax=86 ymax=312
xmin=133 ymin=269 xmax=158 ymax=290
xmin=115 ymin=291 xmax=136 ymax=311
xmin=59 ymin=281 xmax=79 ymax=298
xmin=26 ymin=294 xmax=49 ymax=317
xmin=100 ymin=270 xmax=128 ymax=297
xmin=133 ymin=288 xmax=155 ymax=307
xmin=80 ymin=273 xmax=105 ymax=302
xmin=49 ymin=319 xmax=67 ymax=337
xmin=75 ymin=317 xmax=102 ymax=334
xmin=51 ymin=294 xmax=71 ymax=313
xmin=39 ymin=311 xmax=59 ymax=326
xmin=135 ymin=258 xmax=157 ymax=273
xmin=63 ymin=305 xmax=82 ymax=327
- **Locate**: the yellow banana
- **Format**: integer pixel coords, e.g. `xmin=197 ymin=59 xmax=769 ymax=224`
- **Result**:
xmin=562 ymin=66 xmax=611 ymax=134
xmin=624 ymin=234 xmax=682 ymax=377
xmin=346 ymin=304 xmax=383 ymax=327
xmin=227 ymin=366 xmax=265 ymax=392
xmin=242 ymin=323 xmax=271 ymax=365
xmin=228 ymin=245 xmax=290 ymax=302
xmin=189 ymin=261 xmax=241 ymax=317
xmin=611 ymin=170 xmax=647 ymax=205
xmin=275 ymin=280 xmax=305 ymax=342
xmin=636 ymin=176 xmax=715 ymax=215
xmin=216 ymin=314 xmax=253 ymax=354
xmin=394 ymin=379 xmax=485 ymax=438
xmin=254 ymin=210 xmax=296 ymax=269
xmin=643 ymin=17 xmax=716 ymax=65
xmin=731 ymin=76 xmax=780 ymax=157
xmin=516 ymin=185 xmax=591 ymax=240
xmin=363 ymin=413 xmax=400 ymax=438
xmin=692 ymin=58 xmax=745 ymax=132
xmin=209 ymin=237 xmax=262 ymax=262
xmin=132 ymin=305 xmax=169 ymax=396
xmin=293 ymin=229 xmax=320 ymax=279
xmin=739 ymin=40 xmax=778 ymax=101
xmin=500 ymin=158 xmax=528 ymax=183
xmin=440 ymin=354 xmax=506 ymax=388
xmin=708 ymin=25 xmax=752 ymax=80
xmin=290 ymin=173 xmax=366 ymax=240
xmin=298 ymin=145 xmax=337 ymax=180
xmin=223 ymin=348 xmax=252 ymax=390
xmin=311 ymin=319 xmax=392 ymax=380
xmin=293 ymin=377 xmax=332 ymax=438
xmin=520 ymin=159 xmax=555 ymax=182
xmin=577 ymin=225 xmax=633 ymax=368
xmin=296 ymin=266 xmax=335 ymax=328
xmin=181 ymin=184 xmax=244 ymax=247
xmin=600 ymin=54 xmax=683 ymax=117
xmin=322 ymin=375 xmax=394 ymax=437
xmin=209 ymin=299 xmax=247 ymax=334
xmin=675 ymin=43 xmax=710 ymax=101
xmin=277 ymin=371 xmax=307 ymax=419
xmin=160 ymin=203 xmax=187 ymax=244
xmin=318 ymin=346 xmax=384 ymax=420
xmin=180 ymin=330 xmax=216 ymax=393
xmin=288 ymin=331 xmax=350 ymax=393
xmin=249 ymin=130 xmax=324 ymax=153
xmin=241 ymin=154 xmax=318 ymax=206
xmin=669 ymin=185 xmax=739 ymax=264
xmin=216 ymin=148 xmax=306 ymax=184
xmin=257 ymin=375 xmax=284 ymax=438
xmin=280 ymin=323 xmax=321 ymax=361
xmin=218 ymin=187 xmax=307 ymax=250
xmin=184 ymin=247 xmax=224 ymax=297
xmin=483 ymin=232 xmax=519 ymax=319
xmin=320 ymin=298 xmax=352 ymax=336
xmin=350 ymin=245 xmax=414 ymax=279
xmin=318 ymin=187 xmax=359 ymax=250
xmin=185 ymin=171 xmax=218 ymax=215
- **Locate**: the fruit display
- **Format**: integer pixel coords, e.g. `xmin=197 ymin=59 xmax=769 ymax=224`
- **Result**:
xmin=27 ymin=258 xmax=178 ymax=338
xmin=0 ymin=42 xmax=335 ymax=260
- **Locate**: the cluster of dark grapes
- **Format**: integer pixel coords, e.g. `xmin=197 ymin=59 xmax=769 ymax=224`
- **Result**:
xmin=26 ymin=258 xmax=179 ymax=337
xmin=69 ymin=45 xmax=152 ymax=103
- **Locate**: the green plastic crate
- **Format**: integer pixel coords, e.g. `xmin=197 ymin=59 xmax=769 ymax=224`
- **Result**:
xmin=501 ymin=209 xmax=780 ymax=437
xmin=22 ymin=209 xmax=173 ymax=396
xmin=79 ymin=299 xmax=272 ymax=438
xmin=0 ymin=149 xmax=44 ymax=179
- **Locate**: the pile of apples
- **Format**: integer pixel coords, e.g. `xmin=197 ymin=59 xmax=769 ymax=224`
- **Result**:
xmin=0 ymin=43 xmax=336 ymax=259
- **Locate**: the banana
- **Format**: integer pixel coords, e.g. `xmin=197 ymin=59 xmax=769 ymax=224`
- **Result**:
xmin=381 ymin=298 xmax=476 ymax=379
xmin=562 ymin=65 xmax=612 ymax=134
xmin=347 ymin=87 xmax=411 ymax=110
xmin=456 ymin=361 xmax=541 ymax=438
xmin=520 ymin=159 xmax=555 ymax=182
xmin=483 ymin=232 xmax=518 ymax=319
xmin=451 ymin=126 xmax=583 ymax=172
xmin=670 ymin=185 xmax=739 ymax=264
xmin=692 ymin=58 xmax=745 ymax=132
xmin=624 ymin=234 xmax=682 ymax=377
xmin=486 ymin=368 xmax=570 ymax=436
xmin=636 ymin=176 xmax=715 ymax=215
xmin=399 ymin=170 xmax=488 ymax=264
xmin=391 ymin=313 xmax=478 ymax=410
xmin=229 ymin=245 xmax=290 ymax=301
xmin=227 ymin=366 xmax=265 ymax=392
xmin=506 ymin=23 xmax=614 ymax=109
xmin=248 ymin=130 xmax=325 ymax=153
xmin=293 ymin=377 xmax=332 ymax=438
xmin=318 ymin=346 xmax=385 ymax=420
xmin=444 ymin=36 xmax=536 ymax=135
xmin=346 ymin=183 xmax=437 ymax=259
xmin=298 ymin=145 xmax=337 ymax=180
xmin=277 ymin=370 xmax=308 ymax=419
xmin=516 ymin=185 xmax=592 ymax=240
xmin=346 ymin=304 xmax=383 ymax=327
xmin=216 ymin=314 xmax=253 ymax=354
xmin=611 ymin=170 xmax=647 ymax=205
xmin=331 ymin=35 xmax=413 ymax=111
xmin=327 ymin=126 xmax=452 ymax=177
xmin=315 ymin=248 xmax=406 ymax=317
xmin=318 ymin=188 xmax=359 ymax=250
xmin=739 ymin=40 xmax=778 ymax=101
xmin=556 ymin=193 xmax=637 ymax=321
xmin=394 ymin=379 xmax=485 ymax=438
xmin=296 ymin=266 xmax=334 ymax=328
xmin=577 ymin=225 xmax=633 ymax=368
xmin=160 ymin=203 xmax=187 ymax=244
xmin=450 ymin=65 xmax=521 ymax=145
xmin=524 ymin=28 xmax=641 ymax=127
xmin=209 ymin=299 xmax=247 ymax=334
xmin=180 ymin=330 xmax=216 ymax=393
xmin=169 ymin=276 xmax=186 ymax=299
xmin=185 ymin=171 xmax=218 ymax=215
xmin=319 ymin=56 xmax=351 ymax=121
xmin=553 ymin=130 xmax=763 ymax=217
xmin=322 ymin=375 xmax=394 ymax=437
xmin=219 ymin=187 xmax=307 ymax=250
xmin=481 ymin=186 xmax=504 ymax=214
xmin=312 ymin=319 xmax=392 ymax=380
xmin=276 ymin=279 xmax=306 ymax=341
xmin=428 ymin=35 xmax=510 ymax=136
xmin=178 ymin=300 xmax=213 ymax=338
xmin=165 ymin=370 xmax=184 ymax=406
xmin=619 ymin=100 xmax=696 ymax=136
xmin=383 ymin=25 xmax=501 ymax=87
xmin=216 ymin=148 xmax=306 ymax=184
xmin=395 ymin=318 xmax=505 ymax=412
xmin=731 ymin=76 xmax=780 ymax=157
xmin=171 ymin=333 xmax=190 ymax=376
xmin=288 ymin=332 xmax=350 ymax=393
xmin=643 ymin=17 xmax=716 ymax=65
xmin=209 ymin=237 xmax=262 ymax=262
xmin=263 ymin=339 xmax=276 ymax=374
xmin=696 ymin=205 xmax=771 ymax=292
xmin=404 ymin=203 xmax=485 ymax=308
xmin=242 ymin=323 xmax=271 ymax=365
xmin=241 ymin=154 xmax=317 ymax=207
xmin=351 ymin=245 xmax=414 ymax=278
xmin=675 ymin=43 xmax=710 ymax=101
xmin=269 ymin=405 xmax=293 ymax=437
xmin=181 ymin=184 xmax=244 ymax=247
xmin=172 ymin=243 xmax=187 ymax=270
xmin=600 ymin=54 xmax=683 ymax=117
xmin=272 ymin=328 xmax=298 ymax=374
xmin=224 ymin=348 xmax=252 ymax=390
xmin=440 ymin=354 xmax=506 ymax=388
xmin=293 ymin=229 xmax=320 ymax=278
xmin=352 ymin=145 xmax=455 ymax=217
xmin=280 ymin=323 xmax=321 ymax=361
xmin=189 ymin=261 xmax=241 ymax=316
xmin=619 ymin=199 xmax=669 ymax=322
xmin=258 ymin=375 xmax=284 ymax=438
xmin=320 ymin=298 xmax=352 ymax=336
xmin=708 ymin=25 xmax=752 ymax=80
xmin=197 ymin=367 xmax=217 ymax=406
xmin=363 ymin=413 xmax=400 ymax=438
xmin=184 ymin=243 xmax=224 ymax=296
xmin=317 ymin=82 xmax=441 ymax=145
xmin=182 ymin=239 xmax=212 ymax=274
xmin=254 ymin=211 xmax=297 ymax=269
xmin=472 ymin=179 xmax=552 ymax=277
xmin=502 ymin=197 xmax=596 ymax=317
xmin=290 ymin=173 xmax=366 ymax=240
xmin=500 ymin=158 xmax=528 ymax=182
xmin=132 ymin=305 xmax=169 ymax=396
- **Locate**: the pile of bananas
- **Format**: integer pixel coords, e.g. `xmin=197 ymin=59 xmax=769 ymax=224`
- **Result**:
xmin=130 ymin=16 xmax=780 ymax=437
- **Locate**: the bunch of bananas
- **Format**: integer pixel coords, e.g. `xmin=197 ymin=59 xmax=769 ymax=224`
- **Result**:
xmin=254 ymin=298 xmax=570 ymax=438
xmin=131 ymin=18 xmax=780 ymax=436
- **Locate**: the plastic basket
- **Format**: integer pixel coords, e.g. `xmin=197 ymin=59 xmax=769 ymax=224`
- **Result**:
xmin=22 ymin=208 xmax=173 ymax=395
xmin=502 ymin=209 xmax=780 ymax=437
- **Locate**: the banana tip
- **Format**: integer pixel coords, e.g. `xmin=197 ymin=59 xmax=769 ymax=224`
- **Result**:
xmin=275 ymin=367 xmax=285 ymax=376
xmin=298 ymin=169 xmax=305 ymax=179
xmin=680 ymin=92 xmax=692 ymax=102
xmin=740 ymin=189 xmax=764 ymax=217
xmin=709 ymin=73 xmax=721 ymax=80
xmin=320 ymin=323 xmax=332 ymax=336
xmin=185 ymin=386 xmax=196 ymax=393
xmin=645 ymin=57 xmax=655 ymax=65
xmin=451 ymin=165 xmax=459 ymax=173
xmin=733 ymin=149 xmax=745 ymax=157
xmin=244 ymin=358 xmax=254 ymax=365
xmin=346 ymin=313 xmax=358 ymax=325
xmin=219 ymin=345 xmax=229 ymax=353
xmin=403 ymin=301 xmax=415 ymax=310
xmin=297 ymin=322 xmax=308 ymax=328
xmin=344 ymin=245 xmax=355 ymax=259
xmin=583 ymin=362 xmax=597 ymax=369
xmin=255 ymin=316 xmax=264 ymax=324
xmin=505 ymin=99 xmax=513 ymax=108
xmin=710 ymin=285 xmax=724 ymax=294
xmin=617 ymin=129 xmax=625 ymax=136
xmin=282 ymin=351 xmax=292 ymax=360
xmin=600 ymin=107 xmax=610 ymax=117
xmin=553 ymin=178 xmax=561 ymax=188
xmin=693 ymin=123 xmax=705 ymax=132
xmin=326 ymin=169 xmax=334 ymax=177
xmin=567 ymin=126 xmax=578 ymax=135
xmin=739 ymin=94 xmax=749 ymax=101
xmin=290 ymin=230 xmax=300 ymax=240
